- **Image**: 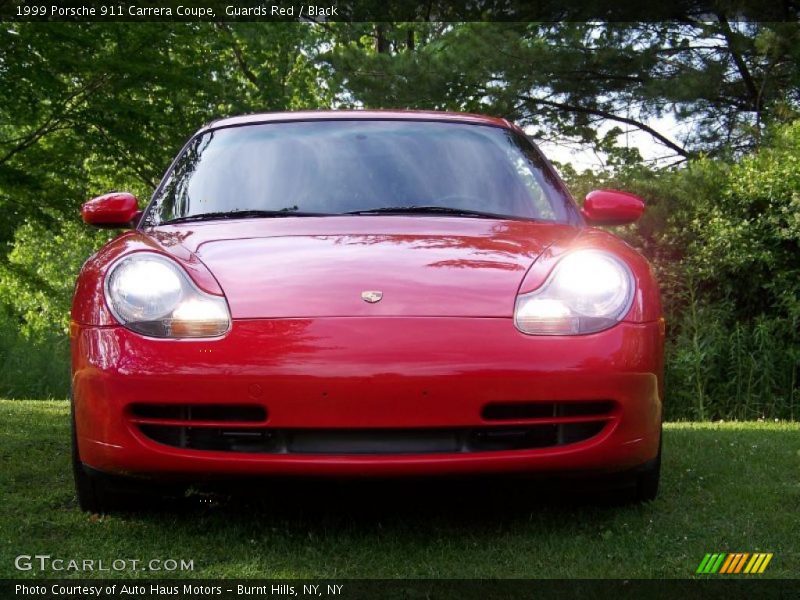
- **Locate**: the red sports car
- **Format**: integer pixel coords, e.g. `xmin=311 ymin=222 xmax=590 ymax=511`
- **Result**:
xmin=71 ymin=111 xmax=664 ymax=512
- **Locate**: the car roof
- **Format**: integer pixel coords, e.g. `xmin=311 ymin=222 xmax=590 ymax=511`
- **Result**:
xmin=201 ymin=110 xmax=516 ymax=134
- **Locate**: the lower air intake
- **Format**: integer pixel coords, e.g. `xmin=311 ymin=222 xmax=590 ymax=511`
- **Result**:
xmin=138 ymin=422 xmax=607 ymax=455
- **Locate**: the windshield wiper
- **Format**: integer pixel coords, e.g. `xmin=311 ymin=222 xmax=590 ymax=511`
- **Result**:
xmin=343 ymin=206 xmax=507 ymax=219
xmin=163 ymin=209 xmax=328 ymax=224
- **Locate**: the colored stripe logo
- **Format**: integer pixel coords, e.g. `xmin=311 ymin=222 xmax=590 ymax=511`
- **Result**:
xmin=696 ymin=553 xmax=773 ymax=574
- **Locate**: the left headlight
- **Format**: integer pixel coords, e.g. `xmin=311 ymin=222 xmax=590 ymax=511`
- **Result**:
xmin=514 ymin=250 xmax=634 ymax=335
xmin=105 ymin=253 xmax=231 ymax=338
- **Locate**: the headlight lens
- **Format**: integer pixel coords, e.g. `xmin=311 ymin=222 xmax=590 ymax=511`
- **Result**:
xmin=514 ymin=250 xmax=634 ymax=335
xmin=105 ymin=253 xmax=230 ymax=338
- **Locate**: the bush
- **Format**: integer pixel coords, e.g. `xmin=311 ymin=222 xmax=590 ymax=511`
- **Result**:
xmin=561 ymin=120 xmax=800 ymax=420
xmin=0 ymin=307 xmax=70 ymax=398
xmin=0 ymin=218 xmax=106 ymax=398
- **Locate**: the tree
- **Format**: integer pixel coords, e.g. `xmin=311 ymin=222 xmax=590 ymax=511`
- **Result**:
xmin=325 ymin=20 xmax=800 ymax=162
xmin=0 ymin=22 xmax=333 ymax=337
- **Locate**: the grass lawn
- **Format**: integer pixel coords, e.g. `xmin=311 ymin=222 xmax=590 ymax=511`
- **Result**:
xmin=1 ymin=399 xmax=798 ymax=579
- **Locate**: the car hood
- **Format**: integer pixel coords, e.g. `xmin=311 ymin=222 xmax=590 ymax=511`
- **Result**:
xmin=150 ymin=216 xmax=578 ymax=318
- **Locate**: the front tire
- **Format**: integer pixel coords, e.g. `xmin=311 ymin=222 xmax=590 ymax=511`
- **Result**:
xmin=634 ymin=433 xmax=662 ymax=502
xmin=71 ymin=409 xmax=116 ymax=513
xmin=71 ymin=407 xmax=182 ymax=513
xmin=608 ymin=430 xmax=661 ymax=504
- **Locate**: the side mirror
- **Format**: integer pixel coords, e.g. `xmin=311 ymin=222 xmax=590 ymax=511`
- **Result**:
xmin=581 ymin=189 xmax=645 ymax=226
xmin=81 ymin=192 xmax=141 ymax=228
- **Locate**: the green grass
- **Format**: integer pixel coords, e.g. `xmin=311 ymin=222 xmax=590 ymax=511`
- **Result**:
xmin=1 ymin=399 xmax=799 ymax=579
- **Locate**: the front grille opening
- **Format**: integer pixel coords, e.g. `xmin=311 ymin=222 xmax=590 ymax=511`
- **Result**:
xmin=141 ymin=426 xmax=279 ymax=453
xmin=558 ymin=401 xmax=615 ymax=417
xmin=288 ymin=429 xmax=460 ymax=454
xmin=130 ymin=404 xmax=267 ymax=423
xmin=138 ymin=422 xmax=607 ymax=455
xmin=482 ymin=401 xmax=614 ymax=421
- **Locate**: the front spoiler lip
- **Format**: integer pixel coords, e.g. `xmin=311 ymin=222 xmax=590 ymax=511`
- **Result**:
xmin=79 ymin=416 xmax=654 ymax=479
xmin=127 ymin=415 xmax=619 ymax=459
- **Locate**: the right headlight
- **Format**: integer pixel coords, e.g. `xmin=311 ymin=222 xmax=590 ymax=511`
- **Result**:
xmin=105 ymin=253 xmax=230 ymax=338
xmin=514 ymin=250 xmax=634 ymax=335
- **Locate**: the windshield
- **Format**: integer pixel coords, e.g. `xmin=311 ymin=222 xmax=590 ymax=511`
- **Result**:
xmin=146 ymin=120 xmax=576 ymax=225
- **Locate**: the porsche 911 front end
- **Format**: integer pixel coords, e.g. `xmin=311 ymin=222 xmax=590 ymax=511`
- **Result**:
xmin=71 ymin=111 xmax=664 ymax=513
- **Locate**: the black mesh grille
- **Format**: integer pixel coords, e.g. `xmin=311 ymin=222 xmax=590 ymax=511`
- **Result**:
xmin=138 ymin=422 xmax=607 ymax=455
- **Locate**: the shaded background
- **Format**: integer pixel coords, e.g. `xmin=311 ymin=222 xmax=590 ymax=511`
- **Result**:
xmin=0 ymin=20 xmax=798 ymax=420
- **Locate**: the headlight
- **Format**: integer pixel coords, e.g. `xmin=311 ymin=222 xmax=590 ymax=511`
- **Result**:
xmin=105 ymin=253 xmax=230 ymax=338
xmin=514 ymin=250 xmax=634 ymax=335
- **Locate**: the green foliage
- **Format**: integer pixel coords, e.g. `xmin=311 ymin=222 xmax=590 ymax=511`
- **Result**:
xmin=326 ymin=21 xmax=800 ymax=159
xmin=0 ymin=23 xmax=336 ymax=397
xmin=561 ymin=120 xmax=800 ymax=420
xmin=687 ymin=122 xmax=800 ymax=321
xmin=1 ymin=219 xmax=108 ymax=336
xmin=0 ymin=308 xmax=69 ymax=399
xmin=667 ymin=307 xmax=798 ymax=421
xmin=0 ymin=219 xmax=106 ymax=398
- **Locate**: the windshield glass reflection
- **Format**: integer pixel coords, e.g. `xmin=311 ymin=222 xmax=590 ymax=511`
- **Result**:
xmin=147 ymin=120 xmax=573 ymax=225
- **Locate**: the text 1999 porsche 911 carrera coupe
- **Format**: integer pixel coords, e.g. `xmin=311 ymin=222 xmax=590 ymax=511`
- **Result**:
xmin=71 ymin=111 xmax=664 ymax=512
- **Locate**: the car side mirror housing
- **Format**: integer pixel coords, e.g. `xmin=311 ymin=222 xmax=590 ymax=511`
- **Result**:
xmin=581 ymin=189 xmax=645 ymax=226
xmin=81 ymin=192 xmax=141 ymax=228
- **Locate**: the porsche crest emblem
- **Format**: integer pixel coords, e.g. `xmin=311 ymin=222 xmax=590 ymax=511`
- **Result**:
xmin=361 ymin=290 xmax=383 ymax=303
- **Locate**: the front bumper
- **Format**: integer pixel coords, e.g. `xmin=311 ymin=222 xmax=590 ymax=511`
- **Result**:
xmin=71 ymin=317 xmax=663 ymax=479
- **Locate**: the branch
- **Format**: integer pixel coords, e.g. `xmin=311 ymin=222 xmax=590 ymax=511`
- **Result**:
xmin=0 ymin=75 xmax=109 ymax=166
xmin=714 ymin=14 xmax=760 ymax=111
xmin=91 ymin=124 xmax=158 ymax=188
xmin=300 ymin=16 xmax=334 ymax=34
xmin=520 ymin=95 xmax=691 ymax=158
xmin=214 ymin=22 xmax=261 ymax=90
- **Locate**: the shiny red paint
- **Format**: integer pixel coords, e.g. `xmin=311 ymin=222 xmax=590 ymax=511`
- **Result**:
xmin=581 ymin=189 xmax=646 ymax=226
xmin=81 ymin=192 xmax=140 ymax=227
xmin=71 ymin=111 xmax=664 ymax=485
xmin=72 ymin=318 xmax=662 ymax=477
xmin=166 ymin=218 xmax=575 ymax=319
